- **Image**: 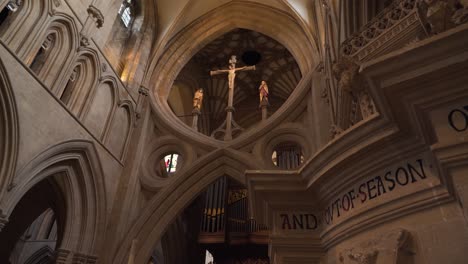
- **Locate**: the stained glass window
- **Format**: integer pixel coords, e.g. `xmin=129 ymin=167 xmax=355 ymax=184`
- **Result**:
xmin=164 ymin=154 xmax=178 ymax=173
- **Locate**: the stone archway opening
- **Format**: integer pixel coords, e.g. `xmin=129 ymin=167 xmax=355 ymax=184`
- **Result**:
xmin=168 ymin=28 xmax=302 ymax=139
xmin=0 ymin=178 xmax=65 ymax=263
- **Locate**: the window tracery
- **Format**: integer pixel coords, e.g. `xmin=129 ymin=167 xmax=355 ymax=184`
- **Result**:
xmin=118 ymin=0 xmax=133 ymax=27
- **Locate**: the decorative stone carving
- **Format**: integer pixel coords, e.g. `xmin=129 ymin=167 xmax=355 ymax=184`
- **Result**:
xmin=0 ymin=212 xmax=8 ymax=232
xmin=55 ymin=248 xmax=72 ymax=264
xmin=339 ymin=229 xmax=411 ymax=264
xmin=80 ymin=34 xmax=90 ymax=47
xmin=87 ymin=5 xmax=104 ymax=28
xmin=101 ymin=63 xmax=107 ymax=73
xmin=358 ymin=90 xmax=377 ymax=119
xmin=452 ymin=0 xmax=468 ymax=24
xmin=341 ymin=0 xmax=420 ymax=59
xmin=53 ymin=0 xmax=61 ymax=7
xmin=72 ymin=253 xmax=98 ymax=264
xmin=6 ymin=0 xmax=22 ymax=12
xmin=332 ymin=57 xmax=362 ymax=95
xmin=330 ymin=124 xmax=344 ymax=139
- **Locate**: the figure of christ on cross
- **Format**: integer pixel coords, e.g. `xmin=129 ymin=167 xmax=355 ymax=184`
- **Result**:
xmin=210 ymin=56 xmax=256 ymax=108
xmin=209 ymin=55 xmax=256 ymax=140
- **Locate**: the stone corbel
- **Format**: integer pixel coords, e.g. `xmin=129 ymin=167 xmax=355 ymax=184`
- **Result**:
xmin=6 ymin=0 xmax=22 ymax=12
xmin=339 ymin=229 xmax=411 ymax=264
xmin=87 ymin=5 xmax=104 ymax=29
xmin=136 ymin=87 xmax=149 ymax=120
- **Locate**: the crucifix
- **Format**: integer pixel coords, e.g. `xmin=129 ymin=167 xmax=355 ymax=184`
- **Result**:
xmin=210 ymin=55 xmax=256 ymax=140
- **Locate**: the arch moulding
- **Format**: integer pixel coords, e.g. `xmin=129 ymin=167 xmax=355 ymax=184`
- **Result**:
xmin=144 ymin=1 xmax=319 ymax=149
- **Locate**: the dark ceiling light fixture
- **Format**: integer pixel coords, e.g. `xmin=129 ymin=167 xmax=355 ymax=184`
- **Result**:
xmin=241 ymin=50 xmax=262 ymax=66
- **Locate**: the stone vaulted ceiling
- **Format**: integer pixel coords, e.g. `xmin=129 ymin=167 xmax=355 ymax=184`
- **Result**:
xmin=176 ymin=29 xmax=301 ymax=133
xmin=152 ymin=0 xmax=317 ymax=56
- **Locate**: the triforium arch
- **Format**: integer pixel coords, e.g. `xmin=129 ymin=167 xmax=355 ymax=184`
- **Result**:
xmin=59 ymin=48 xmax=101 ymax=116
xmin=144 ymin=1 xmax=319 ymax=145
xmin=113 ymin=149 xmax=258 ymax=263
xmin=0 ymin=140 xmax=107 ymax=261
xmin=0 ymin=58 xmax=19 ymax=207
xmin=0 ymin=0 xmax=52 ymax=60
xmin=28 ymin=13 xmax=80 ymax=88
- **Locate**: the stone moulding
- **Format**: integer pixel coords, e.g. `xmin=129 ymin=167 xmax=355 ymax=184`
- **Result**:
xmin=246 ymin=24 xmax=468 ymax=258
xmin=341 ymin=0 xmax=428 ymax=63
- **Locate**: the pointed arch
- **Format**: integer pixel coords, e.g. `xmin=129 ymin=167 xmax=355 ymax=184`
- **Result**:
xmin=82 ymin=76 xmax=119 ymax=141
xmin=144 ymin=1 xmax=318 ymax=147
xmin=112 ymin=149 xmax=257 ymax=263
xmin=24 ymin=245 xmax=54 ymax=264
xmin=0 ymin=58 xmax=19 ymax=204
xmin=59 ymin=48 xmax=101 ymax=116
xmin=0 ymin=140 xmax=107 ymax=259
xmin=0 ymin=0 xmax=51 ymax=60
xmin=29 ymin=13 xmax=80 ymax=89
xmin=105 ymin=100 xmax=135 ymax=161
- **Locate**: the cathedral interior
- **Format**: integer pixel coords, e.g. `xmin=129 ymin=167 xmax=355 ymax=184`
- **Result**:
xmin=0 ymin=0 xmax=467 ymax=263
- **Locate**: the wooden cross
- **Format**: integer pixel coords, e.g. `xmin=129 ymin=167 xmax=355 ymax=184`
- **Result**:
xmin=210 ymin=55 xmax=256 ymax=140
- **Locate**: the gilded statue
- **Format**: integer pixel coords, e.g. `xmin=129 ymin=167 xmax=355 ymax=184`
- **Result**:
xmin=193 ymin=88 xmax=204 ymax=110
xmin=258 ymin=81 xmax=269 ymax=104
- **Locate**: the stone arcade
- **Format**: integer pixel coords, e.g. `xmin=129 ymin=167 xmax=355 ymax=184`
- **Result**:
xmin=0 ymin=0 xmax=467 ymax=264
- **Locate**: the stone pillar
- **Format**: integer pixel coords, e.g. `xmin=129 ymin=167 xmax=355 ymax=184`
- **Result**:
xmin=224 ymin=106 xmax=235 ymax=141
xmin=260 ymin=99 xmax=268 ymax=122
xmin=136 ymin=87 xmax=149 ymax=120
xmin=127 ymin=239 xmax=138 ymax=264
xmin=192 ymin=108 xmax=201 ymax=131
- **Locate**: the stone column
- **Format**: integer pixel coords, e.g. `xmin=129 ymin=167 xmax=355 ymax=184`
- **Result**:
xmin=127 ymin=239 xmax=138 ymax=264
xmin=192 ymin=108 xmax=201 ymax=131
xmin=136 ymin=87 xmax=149 ymax=120
xmin=260 ymin=99 xmax=268 ymax=122
xmin=224 ymin=106 xmax=235 ymax=141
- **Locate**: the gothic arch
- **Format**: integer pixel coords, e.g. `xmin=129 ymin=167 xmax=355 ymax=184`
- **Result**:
xmin=82 ymin=76 xmax=119 ymax=141
xmin=29 ymin=13 xmax=79 ymax=89
xmin=113 ymin=148 xmax=257 ymax=263
xmin=144 ymin=1 xmax=318 ymax=147
xmin=0 ymin=58 xmax=19 ymax=205
xmin=24 ymin=245 xmax=54 ymax=264
xmin=0 ymin=0 xmax=51 ymax=60
xmin=105 ymin=100 xmax=135 ymax=161
xmin=59 ymin=48 xmax=101 ymax=116
xmin=0 ymin=140 xmax=107 ymax=260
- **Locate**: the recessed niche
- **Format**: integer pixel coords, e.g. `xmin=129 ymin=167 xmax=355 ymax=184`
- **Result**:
xmin=271 ymin=142 xmax=304 ymax=169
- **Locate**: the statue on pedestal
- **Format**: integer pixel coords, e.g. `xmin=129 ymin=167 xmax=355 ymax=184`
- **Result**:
xmin=193 ymin=88 xmax=204 ymax=110
xmin=259 ymin=81 xmax=269 ymax=104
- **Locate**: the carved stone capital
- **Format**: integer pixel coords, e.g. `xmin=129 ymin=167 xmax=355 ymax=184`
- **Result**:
xmin=55 ymin=248 xmax=72 ymax=263
xmin=72 ymin=252 xmax=98 ymax=264
xmin=138 ymin=87 xmax=149 ymax=96
xmin=332 ymin=57 xmax=362 ymax=95
xmin=87 ymin=5 xmax=104 ymax=28
xmin=0 ymin=213 xmax=8 ymax=232
xmin=339 ymin=229 xmax=411 ymax=264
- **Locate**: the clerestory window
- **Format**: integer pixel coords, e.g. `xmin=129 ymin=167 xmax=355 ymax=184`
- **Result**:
xmin=118 ymin=0 xmax=133 ymax=27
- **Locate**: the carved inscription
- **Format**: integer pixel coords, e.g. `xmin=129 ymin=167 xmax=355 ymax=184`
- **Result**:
xmin=448 ymin=105 xmax=468 ymax=132
xmin=280 ymin=213 xmax=318 ymax=230
xmin=323 ymin=159 xmax=430 ymax=225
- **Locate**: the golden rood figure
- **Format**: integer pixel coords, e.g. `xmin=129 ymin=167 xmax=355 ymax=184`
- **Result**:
xmin=259 ymin=80 xmax=269 ymax=104
xmin=193 ymin=88 xmax=204 ymax=110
